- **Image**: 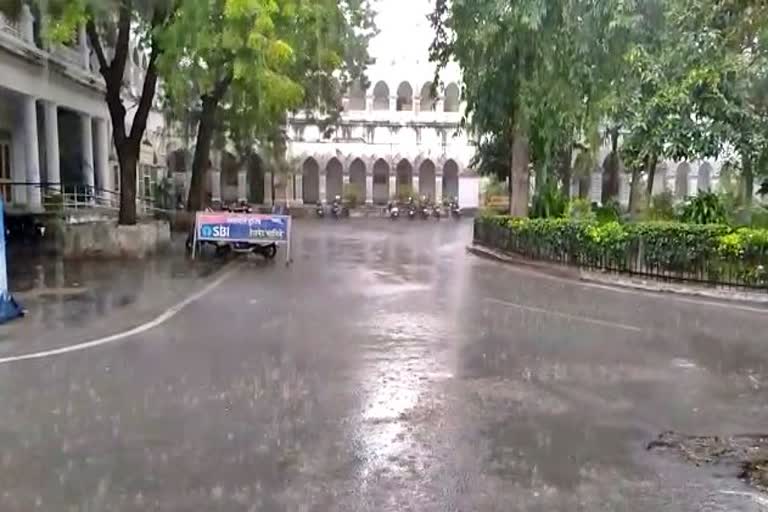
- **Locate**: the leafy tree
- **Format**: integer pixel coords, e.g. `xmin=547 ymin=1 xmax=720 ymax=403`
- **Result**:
xmin=2 ymin=0 xmax=177 ymax=225
xmin=159 ymin=0 xmax=374 ymax=212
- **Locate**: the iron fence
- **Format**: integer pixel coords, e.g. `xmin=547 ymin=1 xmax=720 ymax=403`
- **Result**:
xmin=474 ymin=217 xmax=768 ymax=292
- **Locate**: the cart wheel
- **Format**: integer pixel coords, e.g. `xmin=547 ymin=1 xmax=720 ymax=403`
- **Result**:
xmin=264 ymin=244 xmax=278 ymax=259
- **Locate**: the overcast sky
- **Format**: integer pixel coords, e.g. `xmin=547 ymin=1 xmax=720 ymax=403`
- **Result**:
xmin=368 ymin=0 xmax=435 ymax=65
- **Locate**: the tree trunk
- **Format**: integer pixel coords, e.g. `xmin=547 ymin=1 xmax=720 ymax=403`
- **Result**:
xmin=509 ymin=126 xmax=530 ymax=217
xmin=557 ymin=144 xmax=572 ymax=200
xmin=645 ymin=153 xmax=658 ymax=209
xmin=629 ymin=153 xmax=654 ymax=216
xmin=601 ymin=128 xmax=620 ymax=204
xmin=187 ymin=96 xmax=219 ymax=212
xmin=742 ymin=155 xmax=754 ymax=206
xmin=117 ymin=144 xmax=138 ymax=225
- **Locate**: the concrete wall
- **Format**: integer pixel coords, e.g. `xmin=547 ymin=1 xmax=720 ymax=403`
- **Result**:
xmin=61 ymin=220 xmax=171 ymax=259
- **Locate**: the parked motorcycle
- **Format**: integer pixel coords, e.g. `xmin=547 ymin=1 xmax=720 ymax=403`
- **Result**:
xmin=432 ymin=203 xmax=442 ymax=219
xmin=388 ymin=201 xmax=400 ymax=220
xmin=449 ymin=197 xmax=461 ymax=219
xmin=418 ymin=196 xmax=430 ymax=220
xmin=330 ymin=195 xmax=349 ymax=218
xmin=316 ymin=201 xmax=325 ymax=218
xmin=406 ymin=197 xmax=417 ymax=220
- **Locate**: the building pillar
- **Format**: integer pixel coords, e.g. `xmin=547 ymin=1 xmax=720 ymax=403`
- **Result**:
xmin=94 ymin=117 xmax=110 ymax=195
xmin=78 ymin=24 xmax=90 ymax=70
xmin=210 ymin=170 xmax=221 ymax=203
xmin=237 ymin=170 xmax=247 ymax=202
xmin=343 ymin=173 xmax=350 ymax=186
xmin=80 ymin=114 xmax=95 ymax=193
xmin=435 ymin=175 xmax=443 ymax=204
xmin=43 ymin=101 xmax=61 ymax=190
xmin=436 ymin=99 xmax=445 ymax=113
xmin=23 ymin=95 xmax=42 ymax=210
xmin=389 ymin=175 xmax=397 ymax=199
xmin=319 ymin=171 xmax=327 ymax=204
xmin=19 ymin=5 xmax=34 ymax=44
xmin=365 ymin=174 xmax=373 ymax=205
xmin=389 ymin=95 xmax=397 ymax=113
xmin=294 ymin=173 xmax=303 ymax=204
xmin=413 ymin=176 xmax=420 ymax=196
xmin=366 ymin=95 xmax=373 ymax=112
xmin=264 ymin=172 xmax=273 ymax=204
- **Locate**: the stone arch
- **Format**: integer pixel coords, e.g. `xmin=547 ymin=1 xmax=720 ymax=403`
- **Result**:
xmin=347 ymin=80 xmax=366 ymax=111
xmin=302 ymin=157 xmax=320 ymax=204
xmin=419 ymin=159 xmax=436 ymax=200
xmin=420 ymin=82 xmax=436 ymax=111
xmin=326 ymin=157 xmax=344 ymax=202
xmin=372 ymin=159 xmax=390 ymax=204
xmin=652 ymin=162 xmax=670 ymax=195
xmin=443 ymin=159 xmax=459 ymax=199
xmin=698 ymin=162 xmax=713 ymax=193
xmin=373 ymin=81 xmax=390 ymax=111
xmin=349 ymin=158 xmax=366 ymax=203
xmin=675 ymin=162 xmax=691 ymax=199
xmin=444 ymin=83 xmax=460 ymax=112
xmin=247 ymin=153 xmax=264 ymax=203
xmin=396 ymin=159 xmax=413 ymax=197
xmin=396 ymin=81 xmax=414 ymax=111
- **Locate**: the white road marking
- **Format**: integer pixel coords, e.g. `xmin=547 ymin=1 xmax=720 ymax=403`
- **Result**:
xmin=476 ymin=254 xmax=768 ymax=315
xmin=0 ymin=265 xmax=239 ymax=365
xmin=483 ymin=297 xmax=645 ymax=333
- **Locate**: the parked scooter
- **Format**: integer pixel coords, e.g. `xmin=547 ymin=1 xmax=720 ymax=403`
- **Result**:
xmin=432 ymin=203 xmax=442 ymax=219
xmin=330 ymin=195 xmax=349 ymax=218
xmin=419 ymin=196 xmax=431 ymax=220
xmin=388 ymin=201 xmax=400 ymax=220
xmin=449 ymin=197 xmax=461 ymax=219
xmin=316 ymin=201 xmax=325 ymax=218
xmin=406 ymin=197 xmax=417 ymax=220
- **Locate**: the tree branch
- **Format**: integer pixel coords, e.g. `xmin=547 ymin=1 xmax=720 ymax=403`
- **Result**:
xmin=85 ymin=19 xmax=108 ymax=75
xmin=129 ymin=45 xmax=160 ymax=142
xmin=111 ymin=0 xmax=132 ymax=83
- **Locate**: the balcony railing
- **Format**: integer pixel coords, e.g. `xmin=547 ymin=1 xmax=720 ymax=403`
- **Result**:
xmin=0 ymin=13 xmax=21 ymax=38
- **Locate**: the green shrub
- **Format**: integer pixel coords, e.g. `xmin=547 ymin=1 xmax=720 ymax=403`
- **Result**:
xmin=343 ymin=184 xmax=361 ymax=209
xmin=593 ymin=200 xmax=622 ymax=224
xmin=567 ymin=198 xmax=596 ymax=222
xmin=474 ymin=215 xmax=768 ymax=287
xmin=647 ymin=191 xmax=676 ymax=221
xmin=679 ymin=192 xmax=728 ymax=225
xmin=531 ymin=182 xmax=568 ymax=219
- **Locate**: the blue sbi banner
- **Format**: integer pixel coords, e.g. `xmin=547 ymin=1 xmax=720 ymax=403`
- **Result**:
xmin=0 ymin=200 xmax=22 ymax=323
xmin=196 ymin=212 xmax=289 ymax=243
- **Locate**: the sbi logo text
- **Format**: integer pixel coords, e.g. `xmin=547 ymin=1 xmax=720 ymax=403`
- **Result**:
xmin=201 ymin=225 xmax=230 ymax=238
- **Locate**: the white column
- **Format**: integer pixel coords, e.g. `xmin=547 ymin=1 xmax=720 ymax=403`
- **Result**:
xmin=389 ymin=96 xmax=397 ymax=113
xmin=94 ymin=117 xmax=110 ymax=194
xmin=343 ymin=173 xmax=350 ymax=186
xmin=413 ymin=176 xmax=420 ymax=196
xmin=43 ymin=101 xmax=60 ymax=190
xmin=237 ymin=170 xmax=247 ymax=202
xmin=319 ymin=171 xmax=327 ymax=203
xmin=264 ymin=172 xmax=272 ymax=204
xmin=295 ymin=173 xmax=303 ymax=204
xmin=365 ymin=175 xmax=373 ymax=205
xmin=19 ymin=5 xmax=34 ymax=44
xmin=435 ymin=175 xmax=443 ymax=204
xmin=80 ymin=114 xmax=95 ymax=191
xmin=78 ymin=24 xmax=90 ymax=70
xmin=210 ymin=170 xmax=221 ymax=202
xmin=23 ymin=96 xmax=42 ymax=210
xmin=389 ymin=175 xmax=397 ymax=199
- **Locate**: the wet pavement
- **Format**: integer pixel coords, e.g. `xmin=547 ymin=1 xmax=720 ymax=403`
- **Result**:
xmin=0 ymin=219 xmax=767 ymax=511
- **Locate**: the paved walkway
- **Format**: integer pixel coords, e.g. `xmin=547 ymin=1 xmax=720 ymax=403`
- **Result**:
xmin=0 ymin=220 xmax=766 ymax=511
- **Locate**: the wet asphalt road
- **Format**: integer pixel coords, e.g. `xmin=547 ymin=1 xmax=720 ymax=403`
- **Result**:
xmin=1 ymin=219 xmax=768 ymax=511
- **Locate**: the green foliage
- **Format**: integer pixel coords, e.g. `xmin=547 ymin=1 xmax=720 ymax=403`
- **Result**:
xmin=343 ymin=183 xmax=361 ymax=209
xmin=530 ymin=182 xmax=567 ymax=219
xmin=567 ymin=198 xmax=596 ymax=222
xmin=476 ymin=215 xmax=768 ymax=287
xmin=647 ymin=191 xmax=676 ymax=221
xmin=594 ymin=200 xmax=622 ymax=224
xmin=679 ymin=192 xmax=728 ymax=225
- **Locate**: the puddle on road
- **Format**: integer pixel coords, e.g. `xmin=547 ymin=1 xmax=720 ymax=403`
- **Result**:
xmin=648 ymin=431 xmax=768 ymax=493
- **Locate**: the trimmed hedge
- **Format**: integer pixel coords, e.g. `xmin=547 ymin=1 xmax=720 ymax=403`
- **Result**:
xmin=475 ymin=216 xmax=768 ymax=289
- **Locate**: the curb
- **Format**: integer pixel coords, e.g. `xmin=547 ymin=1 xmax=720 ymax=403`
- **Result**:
xmin=467 ymin=243 xmax=768 ymax=306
